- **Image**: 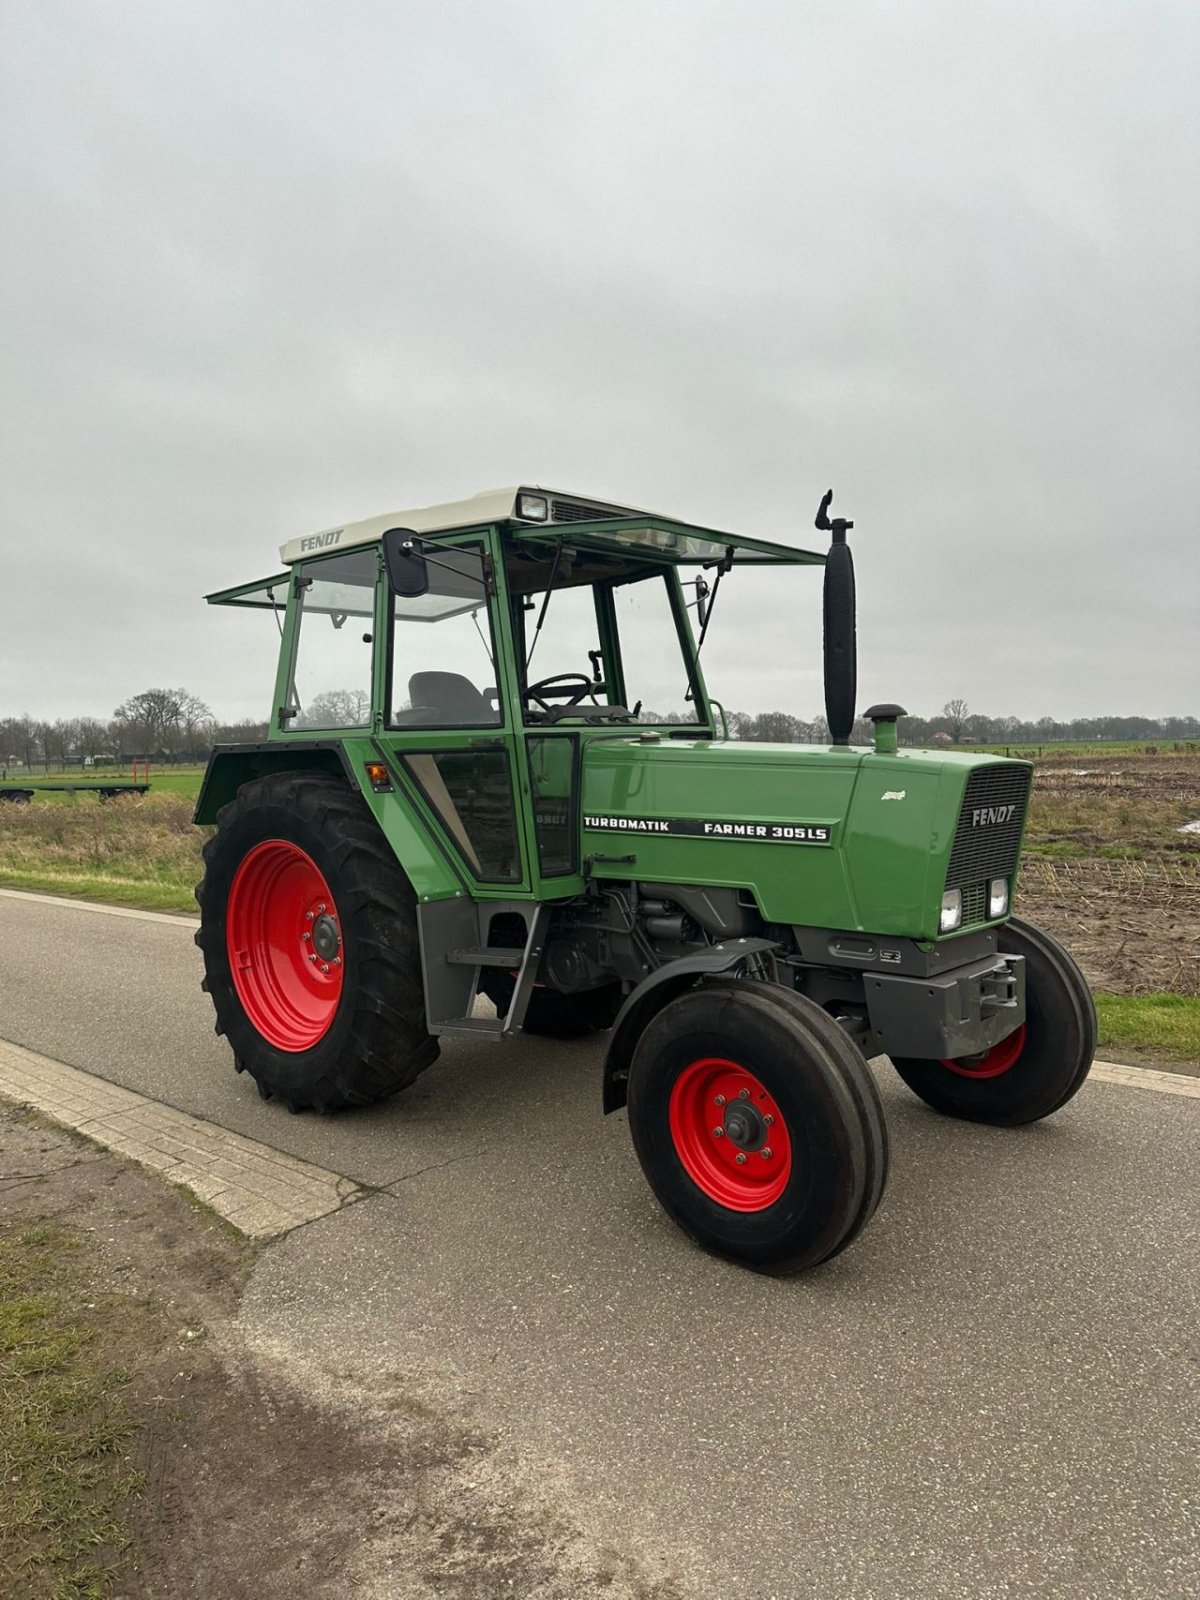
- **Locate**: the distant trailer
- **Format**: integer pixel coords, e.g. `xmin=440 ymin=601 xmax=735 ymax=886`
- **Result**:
xmin=0 ymin=782 xmax=151 ymax=803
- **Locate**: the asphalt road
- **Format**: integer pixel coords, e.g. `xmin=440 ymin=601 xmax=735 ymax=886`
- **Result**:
xmin=2 ymin=890 xmax=1198 ymax=1600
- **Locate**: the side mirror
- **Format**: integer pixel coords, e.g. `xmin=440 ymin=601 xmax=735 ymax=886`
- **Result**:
xmin=382 ymin=527 xmax=429 ymax=598
xmin=694 ymin=575 xmax=710 ymax=627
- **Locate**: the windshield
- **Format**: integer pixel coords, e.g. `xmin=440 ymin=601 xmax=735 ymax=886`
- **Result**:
xmin=609 ymin=572 xmax=701 ymax=723
xmin=515 ymin=566 xmax=703 ymax=725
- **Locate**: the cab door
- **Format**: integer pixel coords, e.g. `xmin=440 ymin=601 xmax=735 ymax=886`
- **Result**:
xmin=377 ymin=532 xmax=530 ymax=895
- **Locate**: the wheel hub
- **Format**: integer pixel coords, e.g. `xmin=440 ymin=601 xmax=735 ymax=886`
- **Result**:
xmin=722 ymin=1101 xmax=766 ymax=1151
xmin=311 ymin=913 xmax=340 ymax=962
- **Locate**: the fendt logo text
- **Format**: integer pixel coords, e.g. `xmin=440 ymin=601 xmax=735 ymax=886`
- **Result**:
xmin=972 ymin=804 xmax=1017 ymax=827
xmin=299 ymin=529 xmax=343 ymax=553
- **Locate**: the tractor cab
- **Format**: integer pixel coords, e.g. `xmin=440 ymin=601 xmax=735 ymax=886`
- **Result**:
xmin=203 ymin=488 xmax=826 ymax=896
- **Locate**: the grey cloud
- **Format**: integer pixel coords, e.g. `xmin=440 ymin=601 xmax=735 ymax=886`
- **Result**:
xmin=2 ymin=0 xmax=1196 ymax=724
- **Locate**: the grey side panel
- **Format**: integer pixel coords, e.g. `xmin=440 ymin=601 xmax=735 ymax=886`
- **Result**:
xmin=417 ymin=898 xmax=480 ymax=1030
xmin=790 ymin=924 xmax=999 ymax=979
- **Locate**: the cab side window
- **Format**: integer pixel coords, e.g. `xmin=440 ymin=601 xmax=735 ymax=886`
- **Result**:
xmin=390 ymin=545 xmax=501 ymax=728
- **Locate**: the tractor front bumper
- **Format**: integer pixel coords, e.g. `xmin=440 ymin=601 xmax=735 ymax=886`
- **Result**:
xmin=862 ymin=952 xmax=1025 ymax=1061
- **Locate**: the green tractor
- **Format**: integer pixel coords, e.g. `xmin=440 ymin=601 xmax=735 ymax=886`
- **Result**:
xmin=194 ymin=486 xmax=1095 ymax=1271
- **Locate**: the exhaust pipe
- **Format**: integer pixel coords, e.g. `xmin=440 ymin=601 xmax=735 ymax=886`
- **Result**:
xmin=816 ymin=489 xmax=856 ymax=746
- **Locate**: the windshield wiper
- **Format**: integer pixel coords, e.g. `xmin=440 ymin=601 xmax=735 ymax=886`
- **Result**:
xmin=525 ymin=540 xmax=570 ymax=671
xmin=685 ymin=545 xmax=733 ymax=700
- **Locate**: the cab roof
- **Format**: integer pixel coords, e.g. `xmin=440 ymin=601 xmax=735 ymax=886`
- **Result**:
xmin=276 ymin=485 xmax=824 ymax=569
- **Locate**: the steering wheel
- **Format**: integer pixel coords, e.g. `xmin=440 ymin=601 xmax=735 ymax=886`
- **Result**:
xmin=523 ymin=672 xmax=598 ymax=713
xmin=522 ymin=672 xmax=633 ymax=723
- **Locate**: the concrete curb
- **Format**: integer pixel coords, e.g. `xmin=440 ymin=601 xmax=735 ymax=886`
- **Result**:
xmin=0 ymin=1038 xmax=361 ymax=1237
xmin=1089 ymin=1058 xmax=1200 ymax=1097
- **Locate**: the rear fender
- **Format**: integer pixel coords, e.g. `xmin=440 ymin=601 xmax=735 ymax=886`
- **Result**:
xmin=194 ymin=743 xmax=353 ymax=823
xmin=194 ymin=741 xmax=466 ymax=904
xmin=602 ymin=938 xmax=781 ymax=1113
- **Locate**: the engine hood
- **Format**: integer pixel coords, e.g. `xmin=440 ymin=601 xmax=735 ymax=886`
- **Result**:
xmin=578 ymin=737 xmax=1031 ymax=939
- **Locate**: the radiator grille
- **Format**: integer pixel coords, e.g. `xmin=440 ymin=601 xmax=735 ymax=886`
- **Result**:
xmin=945 ymin=765 xmax=1032 ymax=924
xmin=550 ymin=499 xmax=625 ymax=523
xmin=959 ymin=882 xmax=988 ymax=927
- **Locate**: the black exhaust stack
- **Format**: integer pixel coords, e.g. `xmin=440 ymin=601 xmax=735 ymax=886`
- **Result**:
xmin=816 ymin=489 xmax=856 ymax=746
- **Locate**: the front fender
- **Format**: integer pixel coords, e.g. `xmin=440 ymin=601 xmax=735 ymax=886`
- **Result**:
xmin=602 ymin=938 xmax=781 ymax=1114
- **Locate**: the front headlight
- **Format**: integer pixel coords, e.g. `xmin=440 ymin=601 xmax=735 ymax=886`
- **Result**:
xmin=989 ymin=877 xmax=1009 ymax=919
xmin=939 ymin=888 xmax=963 ymax=933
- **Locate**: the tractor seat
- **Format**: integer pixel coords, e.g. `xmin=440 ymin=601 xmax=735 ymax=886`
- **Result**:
xmin=407 ymin=671 xmax=493 ymax=725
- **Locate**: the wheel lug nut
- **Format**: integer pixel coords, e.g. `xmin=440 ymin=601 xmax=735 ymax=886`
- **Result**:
xmin=714 ymin=1095 xmax=726 ymax=1107
xmin=764 ymin=1113 xmax=774 ymax=1126
xmin=712 ymin=1126 xmax=724 ymax=1138
xmin=306 ymin=911 xmax=314 ymax=921
xmin=317 ymin=903 xmax=327 ymax=913
xmin=302 ymin=932 xmax=311 ymax=941
xmin=735 ymin=1152 xmax=747 ymax=1165
xmin=333 ymin=956 xmax=341 ymax=967
xmin=738 ymin=1088 xmax=750 ymax=1101
xmin=320 ymin=963 xmax=330 ymax=973
xmin=309 ymin=954 xmax=317 ymax=963
xmin=761 ymin=1147 xmax=773 ymax=1160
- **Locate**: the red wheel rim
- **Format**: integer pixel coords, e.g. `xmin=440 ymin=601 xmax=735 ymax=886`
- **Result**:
xmin=226 ymin=840 xmax=344 ymax=1052
xmin=668 ymin=1057 xmax=792 ymax=1212
xmin=940 ymin=1023 xmax=1027 ymax=1079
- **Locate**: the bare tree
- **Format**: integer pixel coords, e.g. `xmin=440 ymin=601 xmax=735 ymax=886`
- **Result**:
xmin=297 ymin=689 xmax=371 ymax=729
xmin=112 ymin=687 xmax=212 ymax=757
xmin=178 ymin=692 xmax=215 ymax=756
xmin=942 ymin=698 xmax=970 ymax=742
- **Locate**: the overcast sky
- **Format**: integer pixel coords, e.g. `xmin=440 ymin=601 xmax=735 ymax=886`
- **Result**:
xmin=2 ymin=0 xmax=1197 ymax=725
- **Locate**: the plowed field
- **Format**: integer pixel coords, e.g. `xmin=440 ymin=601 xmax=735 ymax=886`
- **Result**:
xmin=1015 ymin=754 xmax=1200 ymax=997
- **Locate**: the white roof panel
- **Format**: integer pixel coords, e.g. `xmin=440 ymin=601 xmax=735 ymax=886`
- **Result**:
xmin=278 ymin=485 xmax=651 ymax=565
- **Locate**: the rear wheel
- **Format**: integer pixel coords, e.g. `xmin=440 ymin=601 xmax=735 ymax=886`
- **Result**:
xmin=196 ymin=772 xmax=438 ymax=1111
xmin=626 ymin=981 xmax=888 ymax=1272
xmin=889 ymin=917 xmax=1095 ymax=1125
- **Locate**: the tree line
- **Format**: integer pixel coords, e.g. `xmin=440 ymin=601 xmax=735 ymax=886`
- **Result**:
xmin=2 ymin=688 xmax=1197 ymax=769
xmin=724 ymin=703 xmax=1200 ymax=746
xmin=1 ymin=689 xmax=267 ymax=769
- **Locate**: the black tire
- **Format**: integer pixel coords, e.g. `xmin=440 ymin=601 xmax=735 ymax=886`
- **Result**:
xmin=479 ymin=972 xmax=622 ymax=1038
xmin=195 ymin=772 xmax=438 ymax=1111
xmin=889 ymin=916 xmax=1096 ymax=1126
xmin=626 ymin=980 xmax=888 ymax=1272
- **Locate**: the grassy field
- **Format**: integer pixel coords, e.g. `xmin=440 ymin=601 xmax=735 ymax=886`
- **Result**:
xmin=0 ymin=766 xmax=207 ymax=806
xmin=0 ymin=1221 xmax=142 ymax=1597
xmin=2 ymin=751 xmax=1197 ymax=1060
xmin=1093 ymin=994 xmax=1200 ymax=1062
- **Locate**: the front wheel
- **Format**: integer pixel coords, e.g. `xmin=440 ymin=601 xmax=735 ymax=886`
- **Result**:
xmin=889 ymin=917 xmax=1096 ymax=1125
xmin=626 ymin=981 xmax=888 ymax=1272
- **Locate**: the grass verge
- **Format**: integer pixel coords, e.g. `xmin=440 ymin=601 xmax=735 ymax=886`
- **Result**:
xmin=0 ymin=791 xmax=203 ymax=915
xmin=0 ymin=871 xmax=196 ymax=915
xmin=0 ymin=1223 xmax=142 ymax=1598
xmin=1094 ymin=993 xmax=1200 ymax=1064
